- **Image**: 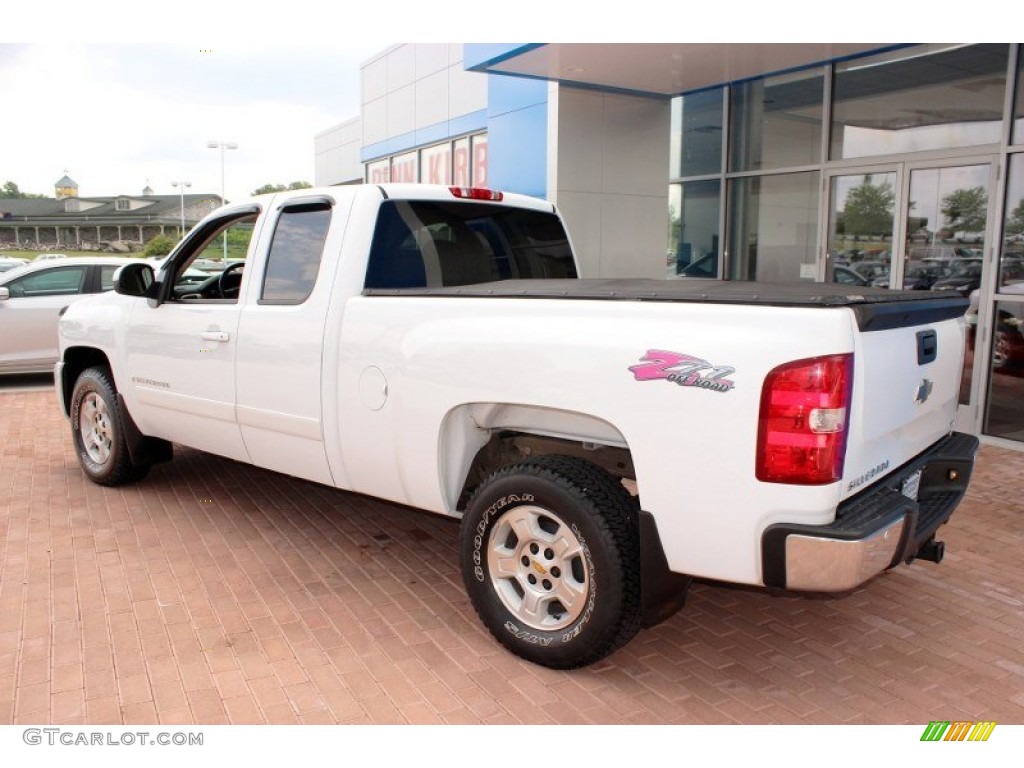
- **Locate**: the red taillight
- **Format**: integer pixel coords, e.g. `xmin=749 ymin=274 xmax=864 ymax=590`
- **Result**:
xmin=756 ymin=354 xmax=853 ymax=485
xmin=449 ymin=186 xmax=504 ymax=202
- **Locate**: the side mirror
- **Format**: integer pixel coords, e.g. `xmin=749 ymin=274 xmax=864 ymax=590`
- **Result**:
xmin=113 ymin=262 xmax=155 ymax=298
xmin=0 ymin=287 xmax=8 ymax=301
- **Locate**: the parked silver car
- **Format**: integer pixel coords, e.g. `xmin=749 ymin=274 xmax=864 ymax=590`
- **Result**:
xmin=0 ymin=257 xmax=136 ymax=374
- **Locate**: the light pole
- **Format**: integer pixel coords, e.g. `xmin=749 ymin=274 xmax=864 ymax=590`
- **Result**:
xmin=207 ymin=140 xmax=238 ymax=259
xmin=171 ymin=180 xmax=191 ymax=237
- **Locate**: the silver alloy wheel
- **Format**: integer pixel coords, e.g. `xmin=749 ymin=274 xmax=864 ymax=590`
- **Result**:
xmin=487 ymin=504 xmax=589 ymax=632
xmin=79 ymin=391 xmax=113 ymax=465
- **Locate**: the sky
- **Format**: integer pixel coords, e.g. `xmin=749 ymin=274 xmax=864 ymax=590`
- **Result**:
xmin=0 ymin=3 xmax=999 ymax=205
xmin=0 ymin=43 xmax=387 ymax=202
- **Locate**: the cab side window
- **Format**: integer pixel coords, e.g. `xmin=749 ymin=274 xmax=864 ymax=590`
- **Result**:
xmin=166 ymin=212 xmax=257 ymax=303
xmin=6 ymin=266 xmax=88 ymax=297
xmin=259 ymin=203 xmax=331 ymax=305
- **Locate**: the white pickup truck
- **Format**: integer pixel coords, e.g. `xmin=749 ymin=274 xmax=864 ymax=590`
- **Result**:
xmin=56 ymin=184 xmax=979 ymax=669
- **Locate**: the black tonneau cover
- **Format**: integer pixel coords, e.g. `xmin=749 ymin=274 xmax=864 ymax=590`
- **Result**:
xmin=363 ymin=279 xmax=970 ymax=332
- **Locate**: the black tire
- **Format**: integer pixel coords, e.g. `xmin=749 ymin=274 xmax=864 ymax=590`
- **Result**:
xmin=460 ymin=455 xmax=641 ymax=669
xmin=70 ymin=367 xmax=149 ymax=486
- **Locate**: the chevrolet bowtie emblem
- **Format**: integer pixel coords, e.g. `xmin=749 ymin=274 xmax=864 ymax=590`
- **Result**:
xmin=915 ymin=379 xmax=934 ymax=404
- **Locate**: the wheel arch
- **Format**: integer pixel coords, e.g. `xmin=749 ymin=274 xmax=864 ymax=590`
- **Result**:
xmin=441 ymin=403 xmax=691 ymax=632
xmin=62 ymin=348 xmax=172 ymax=468
xmin=60 ymin=346 xmax=114 ymax=417
xmin=439 ymin=402 xmax=632 ymax=513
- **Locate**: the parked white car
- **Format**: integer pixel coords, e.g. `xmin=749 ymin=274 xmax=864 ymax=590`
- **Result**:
xmin=0 ymin=256 xmax=29 ymax=273
xmin=0 ymin=257 xmax=136 ymax=374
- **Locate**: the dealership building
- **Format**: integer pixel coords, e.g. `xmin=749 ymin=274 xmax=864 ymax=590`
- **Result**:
xmin=314 ymin=43 xmax=1024 ymax=449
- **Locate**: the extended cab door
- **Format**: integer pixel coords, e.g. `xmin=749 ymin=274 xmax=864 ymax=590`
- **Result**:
xmin=122 ymin=208 xmax=261 ymax=462
xmin=234 ymin=196 xmax=342 ymax=485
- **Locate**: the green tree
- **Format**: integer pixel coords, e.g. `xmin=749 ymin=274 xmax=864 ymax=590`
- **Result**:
xmin=225 ymin=223 xmax=253 ymax=249
xmin=668 ymin=202 xmax=681 ymax=252
xmin=1006 ymin=198 xmax=1024 ymax=237
xmin=250 ymin=181 xmax=312 ymax=196
xmin=843 ymin=178 xmax=895 ymax=238
xmin=143 ymin=234 xmax=179 ymax=258
xmin=0 ymin=180 xmax=45 ymax=199
xmin=941 ymin=186 xmax=988 ymax=233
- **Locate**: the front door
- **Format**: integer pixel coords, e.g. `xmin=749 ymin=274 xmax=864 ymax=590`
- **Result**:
xmin=122 ymin=210 xmax=260 ymax=462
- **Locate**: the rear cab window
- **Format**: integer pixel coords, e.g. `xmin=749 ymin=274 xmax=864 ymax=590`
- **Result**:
xmin=364 ymin=200 xmax=576 ymax=290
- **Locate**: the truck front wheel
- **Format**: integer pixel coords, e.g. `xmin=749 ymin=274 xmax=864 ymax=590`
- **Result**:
xmin=460 ymin=455 xmax=641 ymax=669
xmin=70 ymin=367 xmax=149 ymax=486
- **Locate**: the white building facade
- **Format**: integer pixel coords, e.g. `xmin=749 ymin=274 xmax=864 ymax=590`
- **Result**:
xmin=315 ymin=43 xmax=1024 ymax=450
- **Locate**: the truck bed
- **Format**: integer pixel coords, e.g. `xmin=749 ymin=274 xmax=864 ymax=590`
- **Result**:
xmin=364 ymin=279 xmax=969 ymax=331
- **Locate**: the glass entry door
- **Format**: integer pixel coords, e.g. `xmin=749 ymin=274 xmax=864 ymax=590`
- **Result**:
xmin=898 ymin=162 xmax=995 ymax=430
xmin=983 ymin=155 xmax=1024 ymax=443
xmin=825 ymin=169 xmax=898 ymax=287
xmin=823 ymin=159 xmax=997 ymax=432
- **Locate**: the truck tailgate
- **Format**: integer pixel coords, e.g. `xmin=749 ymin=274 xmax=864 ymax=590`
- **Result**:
xmin=841 ymin=299 xmax=967 ymax=501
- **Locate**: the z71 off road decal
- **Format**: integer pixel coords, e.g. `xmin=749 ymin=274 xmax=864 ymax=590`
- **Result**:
xmin=629 ymin=349 xmax=735 ymax=393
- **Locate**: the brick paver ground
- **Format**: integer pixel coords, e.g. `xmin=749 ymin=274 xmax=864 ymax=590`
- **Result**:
xmin=1 ymin=387 xmax=1022 ymax=725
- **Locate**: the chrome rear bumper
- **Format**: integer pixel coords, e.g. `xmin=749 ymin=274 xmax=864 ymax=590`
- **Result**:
xmin=761 ymin=432 xmax=979 ymax=592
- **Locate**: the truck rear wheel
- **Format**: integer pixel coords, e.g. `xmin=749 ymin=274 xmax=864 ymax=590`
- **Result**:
xmin=70 ymin=367 xmax=149 ymax=486
xmin=460 ymin=455 xmax=641 ymax=669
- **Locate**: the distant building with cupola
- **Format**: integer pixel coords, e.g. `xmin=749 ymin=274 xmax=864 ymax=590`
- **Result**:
xmin=0 ymin=174 xmax=222 ymax=251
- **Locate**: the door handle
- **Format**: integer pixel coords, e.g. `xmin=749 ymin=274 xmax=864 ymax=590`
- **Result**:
xmin=200 ymin=331 xmax=230 ymax=342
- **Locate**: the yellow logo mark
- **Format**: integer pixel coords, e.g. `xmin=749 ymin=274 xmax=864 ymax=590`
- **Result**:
xmin=532 ymin=561 xmax=547 ymax=576
xmin=964 ymin=722 xmax=997 ymax=742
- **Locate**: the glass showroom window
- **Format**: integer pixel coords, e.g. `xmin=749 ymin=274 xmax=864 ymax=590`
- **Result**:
xmin=981 ymin=152 xmax=1024 ymax=442
xmin=668 ymin=181 xmax=720 ymax=278
xmin=420 ymin=143 xmax=451 ymax=185
xmin=671 ymin=87 xmax=724 ymax=178
xmin=831 ymin=44 xmax=1008 ymax=160
xmin=984 ymin=301 xmax=1024 ymax=441
xmin=729 ymin=70 xmax=824 ymax=172
xmin=1014 ymin=47 xmax=1024 ymax=145
xmin=471 ymin=134 xmax=489 ymax=187
xmin=726 ymin=173 xmax=819 ymax=282
xmin=367 ymin=159 xmax=390 ymax=184
xmin=1000 ymin=154 xmax=1024 ymax=292
xmin=390 ymin=151 xmax=418 ymax=183
xmin=453 ymin=137 xmax=471 ymax=187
